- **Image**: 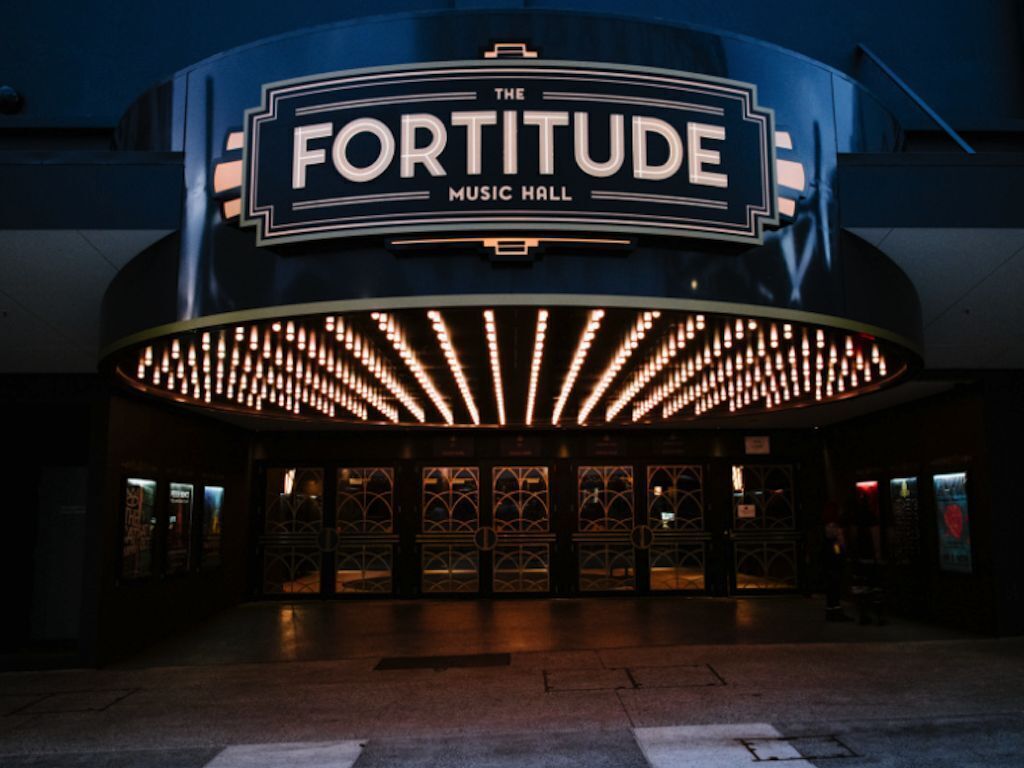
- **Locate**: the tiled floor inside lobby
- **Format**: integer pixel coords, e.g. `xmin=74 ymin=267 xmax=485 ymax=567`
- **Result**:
xmin=2 ymin=597 xmax=1022 ymax=767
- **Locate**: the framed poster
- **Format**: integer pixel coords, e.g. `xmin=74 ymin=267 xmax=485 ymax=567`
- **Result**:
xmin=167 ymin=482 xmax=195 ymax=574
xmin=202 ymin=486 xmax=224 ymax=570
xmin=121 ymin=478 xmax=157 ymax=579
xmin=934 ymin=472 xmax=971 ymax=573
xmin=889 ymin=476 xmax=920 ymax=565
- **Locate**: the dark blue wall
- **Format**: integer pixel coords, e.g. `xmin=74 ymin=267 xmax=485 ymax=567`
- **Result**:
xmin=2 ymin=0 xmax=1023 ymax=131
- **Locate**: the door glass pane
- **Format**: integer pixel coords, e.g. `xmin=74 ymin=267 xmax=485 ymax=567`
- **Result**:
xmin=422 ymin=467 xmax=480 ymax=532
xmin=578 ymin=466 xmax=634 ymax=531
xmin=732 ymin=464 xmax=795 ymax=531
xmin=734 ymin=542 xmax=798 ymax=590
xmin=336 ymin=545 xmax=393 ymax=594
xmin=493 ymin=467 xmax=549 ymax=532
xmin=121 ymin=478 xmax=157 ymax=579
xmin=422 ymin=545 xmax=479 ymax=593
xmin=263 ymin=468 xmax=323 ymax=594
xmin=167 ymin=482 xmax=194 ymax=574
xmin=337 ymin=467 xmax=394 ymax=533
xmin=578 ymin=543 xmax=635 ymax=592
xmin=336 ymin=467 xmax=395 ymax=594
xmin=647 ymin=465 xmax=703 ymax=530
xmin=650 ymin=542 xmax=706 ymax=591
xmin=493 ymin=544 xmax=550 ymax=593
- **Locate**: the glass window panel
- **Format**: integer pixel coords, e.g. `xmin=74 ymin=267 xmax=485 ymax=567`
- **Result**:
xmin=336 ymin=545 xmax=393 ymax=594
xmin=578 ymin=466 xmax=634 ymax=532
xmin=421 ymin=545 xmax=479 ymax=593
xmin=337 ymin=467 xmax=394 ymax=533
xmin=263 ymin=468 xmax=323 ymax=594
xmin=263 ymin=548 xmax=321 ymax=594
xmin=650 ymin=543 xmax=706 ymax=591
xmin=647 ymin=465 xmax=704 ymax=531
xmin=265 ymin=468 xmax=323 ymax=534
xmin=734 ymin=542 xmax=798 ymax=590
xmin=121 ymin=478 xmax=157 ymax=579
xmin=732 ymin=464 xmax=795 ymax=531
xmin=578 ymin=543 xmax=635 ymax=592
xmin=422 ymin=467 xmax=480 ymax=533
xmin=202 ymin=486 xmax=224 ymax=570
xmin=493 ymin=466 xmax=549 ymax=532
xmin=493 ymin=544 xmax=550 ymax=593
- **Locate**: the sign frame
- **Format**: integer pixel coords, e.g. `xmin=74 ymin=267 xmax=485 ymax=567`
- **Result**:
xmin=241 ymin=58 xmax=778 ymax=247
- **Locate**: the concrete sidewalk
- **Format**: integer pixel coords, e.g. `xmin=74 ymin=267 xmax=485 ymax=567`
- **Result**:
xmin=1 ymin=598 xmax=1021 ymax=766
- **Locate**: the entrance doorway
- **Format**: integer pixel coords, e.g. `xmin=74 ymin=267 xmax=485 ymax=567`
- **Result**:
xmin=256 ymin=458 xmax=801 ymax=598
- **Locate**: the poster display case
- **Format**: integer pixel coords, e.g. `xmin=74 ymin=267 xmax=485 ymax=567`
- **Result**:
xmin=202 ymin=486 xmax=224 ymax=570
xmin=121 ymin=478 xmax=157 ymax=579
xmin=934 ymin=472 xmax=971 ymax=573
xmin=166 ymin=482 xmax=195 ymax=574
xmin=889 ymin=476 xmax=920 ymax=565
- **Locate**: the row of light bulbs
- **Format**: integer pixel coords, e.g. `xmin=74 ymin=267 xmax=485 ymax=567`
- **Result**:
xmin=524 ymin=309 xmax=549 ymax=427
xmin=653 ymin=322 xmax=887 ymax=420
xmin=578 ymin=310 xmax=659 ymax=424
xmin=551 ymin=309 xmax=605 ymax=426
xmin=128 ymin=309 xmax=898 ymax=426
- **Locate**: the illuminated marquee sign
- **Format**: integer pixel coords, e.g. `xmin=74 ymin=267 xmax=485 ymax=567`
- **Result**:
xmin=241 ymin=61 xmax=777 ymax=246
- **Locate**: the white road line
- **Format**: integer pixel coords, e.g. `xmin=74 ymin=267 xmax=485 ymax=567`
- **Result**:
xmin=634 ymin=723 xmax=809 ymax=767
xmin=203 ymin=740 xmax=364 ymax=768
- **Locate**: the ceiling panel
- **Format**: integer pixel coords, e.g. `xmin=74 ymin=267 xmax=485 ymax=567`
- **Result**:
xmin=78 ymin=230 xmax=173 ymax=270
xmin=874 ymin=228 xmax=1024 ymax=326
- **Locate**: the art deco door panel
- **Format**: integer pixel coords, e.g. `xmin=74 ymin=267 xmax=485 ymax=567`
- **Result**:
xmin=419 ymin=467 xmax=481 ymax=594
xmin=730 ymin=464 xmax=799 ymax=592
xmin=575 ymin=466 xmax=636 ymax=592
xmin=492 ymin=466 xmax=553 ymax=593
xmin=262 ymin=468 xmax=324 ymax=594
xmin=335 ymin=467 xmax=397 ymax=594
xmin=647 ymin=465 xmax=708 ymax=592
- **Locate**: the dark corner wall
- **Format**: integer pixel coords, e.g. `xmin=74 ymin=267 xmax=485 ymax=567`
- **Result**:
xmin=823 ymin=372 xmax=1024 ymax=636
xmin=0 ymin=375 xmax=96 ymax=659
xmin=81 ymin=389 xmax=253 ymax=666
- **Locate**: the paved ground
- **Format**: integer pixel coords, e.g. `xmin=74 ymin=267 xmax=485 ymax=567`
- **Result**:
xmin=2 ymin=597 xmax=1023 ymax=767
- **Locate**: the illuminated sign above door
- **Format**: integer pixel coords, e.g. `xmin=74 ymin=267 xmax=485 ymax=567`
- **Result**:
xmin=241 ymin=60 xmax=778 ymax=246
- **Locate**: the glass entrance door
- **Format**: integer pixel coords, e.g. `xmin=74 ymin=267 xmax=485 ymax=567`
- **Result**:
xmin=729 ymin=464 xmax=800 ymax=592
xmin=419 ymin=466 xmax=481 ymax=594
xmin=335 ymin=467 xmax=397 ymax=595
xmin=261 ymin=468 xmax=324 ymax=594
xmin=574 ymin=466 xmax=637 ymax=592
xmin=256 ymin=458 xmax=801 ymax=598
xmin=492 ymin=466 xmax=553 ymax=593
xmin=647 ymin=465 xmax=708 ymax=592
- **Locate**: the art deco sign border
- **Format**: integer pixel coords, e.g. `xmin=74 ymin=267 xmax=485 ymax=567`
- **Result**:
xmin=241 ymin=59 xmax=778 ymax=246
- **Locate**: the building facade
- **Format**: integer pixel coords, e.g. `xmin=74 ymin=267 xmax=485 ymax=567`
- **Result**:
xmin=2 ymin=1 xmax=1023 ymax=665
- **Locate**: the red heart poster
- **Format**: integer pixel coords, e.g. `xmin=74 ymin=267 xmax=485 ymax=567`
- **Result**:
xmin=944 ymin=504 xmax=963 ymax=540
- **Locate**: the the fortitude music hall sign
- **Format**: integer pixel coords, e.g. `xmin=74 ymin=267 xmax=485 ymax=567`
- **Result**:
xmin=241 ymin=60 xmax=778 ymax=246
